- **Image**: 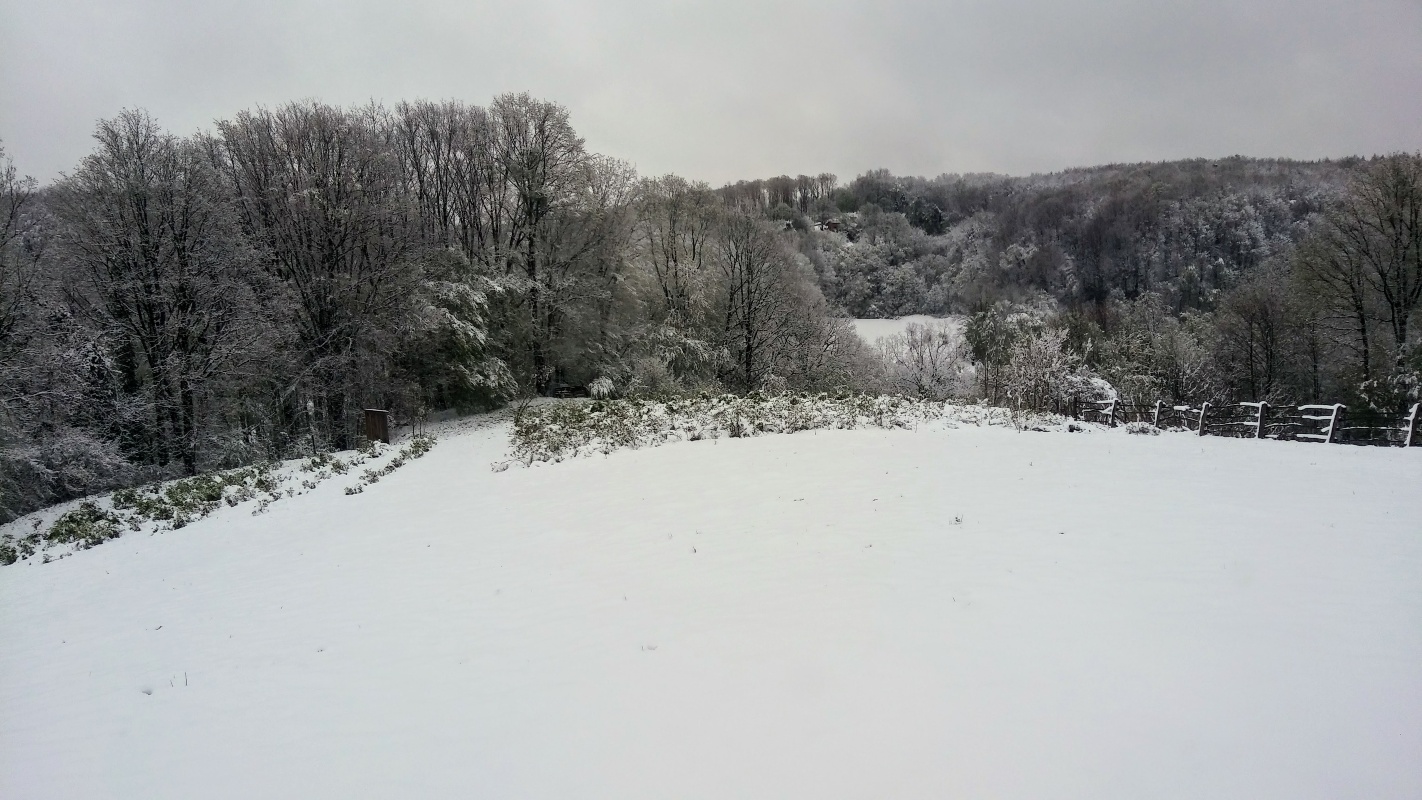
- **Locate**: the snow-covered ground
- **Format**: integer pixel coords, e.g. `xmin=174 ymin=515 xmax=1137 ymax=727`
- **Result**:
xmin=2 ymin=417 xmax=1420 ymax=799
xmin=853 ymin=314 xmax=963 ymax=344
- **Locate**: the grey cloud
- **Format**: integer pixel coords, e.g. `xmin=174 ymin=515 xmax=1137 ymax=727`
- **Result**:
xmin=1 ymin=0 xmax=1419 ymax=183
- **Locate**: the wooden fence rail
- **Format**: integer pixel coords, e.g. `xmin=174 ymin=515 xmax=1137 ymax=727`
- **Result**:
xmin=1067 ymin=400 xmax=1420 ymax=448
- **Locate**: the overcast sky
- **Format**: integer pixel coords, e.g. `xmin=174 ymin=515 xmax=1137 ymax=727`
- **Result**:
xmin=2 ymin=0 xmax=1420 ymax=185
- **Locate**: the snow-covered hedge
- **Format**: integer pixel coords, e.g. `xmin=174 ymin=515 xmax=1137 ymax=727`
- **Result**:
xmin=343 ymin=433 xmax=437 ymax=494
xmin=0 ymin=464 xmax=282 ymax=564
xmin=507 ymin=393 xmax=1069 ymax=465
xmin=0 ymin=434 xmax=438 ymax=566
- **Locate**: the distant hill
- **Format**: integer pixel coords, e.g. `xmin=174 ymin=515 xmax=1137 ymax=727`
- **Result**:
xmin=728 ymin=157 xmax=1365 ymax=316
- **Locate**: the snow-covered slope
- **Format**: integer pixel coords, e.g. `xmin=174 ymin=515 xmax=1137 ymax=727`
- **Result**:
xmin=853 ymin=314 xmax=963 ymax=344
xmin=2 ymin=419 xmax=1420 ymax=799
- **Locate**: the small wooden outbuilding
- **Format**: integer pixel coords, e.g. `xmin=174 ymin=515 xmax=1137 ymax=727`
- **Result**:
xmin=363 ymin=409 xmax=391 ymax=445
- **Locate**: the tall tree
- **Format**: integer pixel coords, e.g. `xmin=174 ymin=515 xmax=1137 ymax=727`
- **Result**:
xmin=54 ymin=111 xmax=262 ymax=473
xmin=636 ymin=175 xmax=717 ymax=329
xmin=1296 ymin=154 xmax=1422 ymax=391
xmin=1216 ymin=268 xmax=1288 ymax=401
xmin=715 ymin=213 xmax=802 ymax=391
xmin=488 ymin=93 xmax=588 ymax=389
xmin=1327 ymin=155 xmax=1422 ymax=353
xmin=214 ymin=102 xmax=417 ymax=447
xmin=0 ymin=140 xmax=39 ymax=352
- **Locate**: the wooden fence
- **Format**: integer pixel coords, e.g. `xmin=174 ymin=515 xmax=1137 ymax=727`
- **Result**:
xmin=1067 ymin=399 xmax=1421 ymax=448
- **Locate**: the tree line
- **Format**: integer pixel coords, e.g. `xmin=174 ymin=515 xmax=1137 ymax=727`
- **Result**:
xmin=2 ymin=95 xmax=1418 ymax=521
xmin=0 ymin=96 xmax=867 ymax=521
xmin=771 ymin=156 xmax=1420 ymax=415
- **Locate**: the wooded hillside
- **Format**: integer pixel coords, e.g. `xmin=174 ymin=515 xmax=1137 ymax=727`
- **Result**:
xmin=1 ymin=96 xmax=1417 ymax=521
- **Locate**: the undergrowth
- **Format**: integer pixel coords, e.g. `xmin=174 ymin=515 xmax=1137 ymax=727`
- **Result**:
xmin=1 ymin=432 xmax=436 ymax=565
xmin=112 ymin=465 xmax=277 ymax=527
xmin=344 ymin=433 xmax=437 ymax=494
xmin=42 ymin=501 xmax=123 ymax=549
xmin=506 ymin=393 xmax=1058 ymax=465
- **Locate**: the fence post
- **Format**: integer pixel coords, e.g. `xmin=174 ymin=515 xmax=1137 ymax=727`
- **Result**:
xmin=1325 ymin=404 xmax=1345 ymax=444
xmin=1198 ymin=402 xmax=1211 ymax=436
xmin=1153 ymin=400 xmax=1162 ymax=427
xmin=1255 ymin=401 xmax=1268 ymax=439
xmin=1406 ymin=403 xmax=1419 ymax=448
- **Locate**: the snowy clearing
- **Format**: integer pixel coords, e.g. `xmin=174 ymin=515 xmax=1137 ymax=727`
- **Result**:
xmin=852 ymin=314 xmax=963 ymax=344
xmin=2 ymin=417 xmax=1420 ymax=799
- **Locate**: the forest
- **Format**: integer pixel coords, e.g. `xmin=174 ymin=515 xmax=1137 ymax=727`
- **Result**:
xmin=1 ymin=93 xmax=1419 ymax=521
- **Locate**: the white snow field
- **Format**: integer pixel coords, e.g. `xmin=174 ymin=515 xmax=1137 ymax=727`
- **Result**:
xmin=3 ymin=419 xmax=1421 ymax=799
xmin=852 ymin=314 xmax=962 ymax=344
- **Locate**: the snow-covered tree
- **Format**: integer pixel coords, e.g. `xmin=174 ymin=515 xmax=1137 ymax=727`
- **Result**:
xmin=54 ymin=111 xmax=268 ymax=474
xmin=877 ymin=321 xmax=974 ymax=400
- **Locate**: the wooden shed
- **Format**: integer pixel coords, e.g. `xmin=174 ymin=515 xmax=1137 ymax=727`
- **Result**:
xmin=363 ymin=409 xmax=391 ymax=445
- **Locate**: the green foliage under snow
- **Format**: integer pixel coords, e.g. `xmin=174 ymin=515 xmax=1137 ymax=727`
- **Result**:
xmin=507 ymin=394 xmax=1062 ymax=465
xmin=1 ymin=433 xmax=437 ymax=565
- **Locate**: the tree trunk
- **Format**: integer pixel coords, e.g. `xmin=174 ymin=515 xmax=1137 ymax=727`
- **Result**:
xmin=1355 ymin=303 xmax=1372 ymax=383
xmin=527 ymin=228 xmax=546 ymax=393
xmin=180 ymin=380 xmax=197 ymax=475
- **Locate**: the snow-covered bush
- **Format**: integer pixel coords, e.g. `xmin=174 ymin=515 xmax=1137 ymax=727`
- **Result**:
xmin=1124 ymin=421 xmax=1160 ymax=436
xmin=2 ymin=431 xmax=438 ymax=565
xmin=346 ymin=433 xmax=437 ymax=490
xmin=964 ymin=302 xmax=1048 ymax=402
xmin=1358 ymin=344 xmax=1421 ymax=413
xmin=110 ymin=464 xmax=278 ymax=529
xmin=876 ymin=321 xmax=975 ymax=401
xmin=0 ymin=427 xmax=133 ymax=524
xmin=507 ymin=393 xmax=1073 ymax=464
xmin=589 ymin=377 xmax=615 ymax=399
xmin=510 ymin=394 xmax=935 ymax=463
xmin=1 ymin=464 xmax=281 ymax=564
xmin=621 ymin=356 xmax=686 ymax=398
xmin=45 ymin=501 xmax=123 ymax=548
xmin=1001 ymin=328 xmax=1113 ymax=413
xmin=1094 ymin=293 xmax=1220 ymax=408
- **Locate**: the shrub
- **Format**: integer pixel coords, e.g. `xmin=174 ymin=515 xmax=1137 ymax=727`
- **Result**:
xmin=109 ymin=465 xmax=275 ymax=529
xmin=876 ymin=321 xmax=975 ymax=401
xmin=1124 ymin=421 xmax=1160 ymax=436
xmin=509 ymin=393 xmax=1009 ymax=464
xmin=47 ymin=501 xmax=123 ymax=548
xmin=589 ymin=376 xmax=615 ymax=399
xmin=346 ymin=433 xmax=437 ymax=491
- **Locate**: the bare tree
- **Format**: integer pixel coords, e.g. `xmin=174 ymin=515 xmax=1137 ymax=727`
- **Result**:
xmin=1301 ymin=154 xmax=1422 ymax=383
xmin=636 ymin=175 xmax=717 ymax=329
xmin=214 ymin=102 xmax=417 ymax=448
xmin=54 ymin=111 xmax=264 ymax=473
xmin=1296 ymin=225 xmax=1378 ymax=384
xmin=0 ymin=140 xmax=38 ymax=350
xmin=539 ymin=153 xmax=638 ymax=375
xmin=878 ymin=321 xmax=973 ymax=400
xmin=1216 ymin=267 xmax=1288 ymax=401
xmin=715 ymin=213 xmax=805 ymax=391
xmin=1342 ymin=156 xmax=1422 ymax=350
xmin=487 ymin=93 xmax=588 ymax=389
xmin=391 ymin=100 xmax=475 ymax=250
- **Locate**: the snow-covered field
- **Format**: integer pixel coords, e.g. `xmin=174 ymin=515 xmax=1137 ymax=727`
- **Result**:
xmin=853 ymin=314 xmax=963 ymax=344
xmin=3 ymin=416 xmax=1420 ymax=799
